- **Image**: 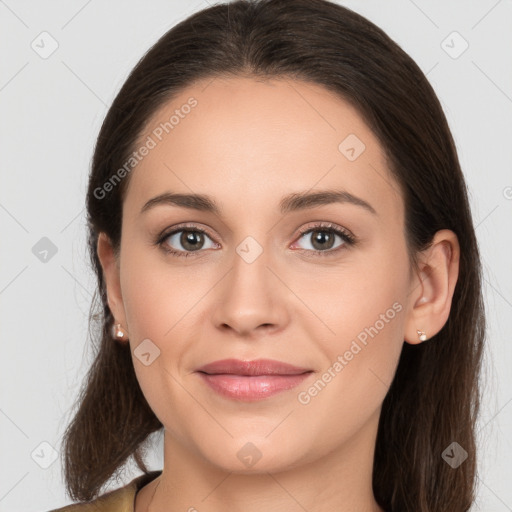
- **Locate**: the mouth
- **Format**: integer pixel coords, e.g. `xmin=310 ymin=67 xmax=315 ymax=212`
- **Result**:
xmin=195 ymin=358 xmax=313 ymax=376
xmin=195 ymin=359 xmax=314 ymax=401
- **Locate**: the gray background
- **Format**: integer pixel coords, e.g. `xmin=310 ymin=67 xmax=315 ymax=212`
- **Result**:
xmin=1 ymin=0 xmax=511 ymax=510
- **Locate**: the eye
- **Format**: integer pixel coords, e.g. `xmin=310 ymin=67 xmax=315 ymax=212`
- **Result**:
xmin=155 ymin=221 xmax=356 ymax=258
xmin=156 ymin=224 xmax=219 ymax=257
xmin=292 ymin=222 xmax=355 ymax=256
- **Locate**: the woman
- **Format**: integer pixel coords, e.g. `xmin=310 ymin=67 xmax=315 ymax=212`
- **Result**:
xmin=50 ymin=0 xmax=485 ymax=510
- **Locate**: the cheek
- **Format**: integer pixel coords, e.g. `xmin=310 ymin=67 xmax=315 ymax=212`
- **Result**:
xmin=118 ymin=245 xmax=211 ymax=388
xmin=302 ymin=240 xmax=408 ymax=401
xmin=118 ymin=249 xmax=197 ymax=430
xmin=296 ymin=245 xmax=408 ymax=348
xmin=119 ymin=243 xmax=199 ymax=339
xmin=121 ymin=262 xmax=169 ymax=340
xmin=295 ymin=277 xmax=406 ymax=452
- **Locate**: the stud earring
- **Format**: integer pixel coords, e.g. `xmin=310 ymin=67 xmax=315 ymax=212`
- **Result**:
xmin=416 ymin=329 xmax=427 ymax=341
xmin=111 ymin=322 xmax=128 ymax=342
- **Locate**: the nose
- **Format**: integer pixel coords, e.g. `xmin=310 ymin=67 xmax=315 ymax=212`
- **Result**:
xmin=211 ymin=246 xmax=289 ymax=338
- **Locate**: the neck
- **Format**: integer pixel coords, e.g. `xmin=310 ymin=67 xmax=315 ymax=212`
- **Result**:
xmin=144 ymin=411 xmax=384 ymax=512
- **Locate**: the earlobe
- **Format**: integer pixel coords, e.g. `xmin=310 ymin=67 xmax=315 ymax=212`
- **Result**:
xmin=96 ymin=232 xmax=128 ymax=335
xmin=404 ymin=229 xmax=460 ymax=345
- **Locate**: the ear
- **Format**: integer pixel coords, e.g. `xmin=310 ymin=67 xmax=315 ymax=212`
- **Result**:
xmin=97 ymin=232 xmax=128 ymax=334
xmin=404 ymin=229 xmax=460 ymax=345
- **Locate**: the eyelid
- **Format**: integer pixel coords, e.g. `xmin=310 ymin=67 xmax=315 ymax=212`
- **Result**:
xmin=294 ymin=221 xmax=355 ymax=242
xmin=157 ymin=222 xmax=217 ymax=241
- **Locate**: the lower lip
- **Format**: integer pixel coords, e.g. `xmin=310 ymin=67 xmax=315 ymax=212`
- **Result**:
xmin=197 ymin=372 xmax=312 ymax=401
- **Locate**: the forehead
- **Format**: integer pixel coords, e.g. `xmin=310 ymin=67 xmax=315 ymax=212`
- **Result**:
xmin=123 ymin=76 xmax=402 ymax=223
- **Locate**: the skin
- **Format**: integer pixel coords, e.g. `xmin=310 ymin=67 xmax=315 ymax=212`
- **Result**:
xmin=97 ymin=76 xmax=460 ymax=512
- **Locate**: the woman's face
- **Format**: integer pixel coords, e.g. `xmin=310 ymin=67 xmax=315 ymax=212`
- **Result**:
xmin=102 ymin=76 xmax=420 ymax=473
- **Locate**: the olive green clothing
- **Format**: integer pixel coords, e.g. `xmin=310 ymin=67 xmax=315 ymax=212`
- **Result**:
xmin=48 ymin=471 xmax=162 ymax=512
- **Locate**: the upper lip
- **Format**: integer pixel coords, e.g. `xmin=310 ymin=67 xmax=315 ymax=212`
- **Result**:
xmin=196 ymin=358 xmax=313 ymax=376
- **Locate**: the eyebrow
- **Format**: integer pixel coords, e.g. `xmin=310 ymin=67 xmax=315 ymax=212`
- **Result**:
xmin=140 ymin=189 xmax=377 ymax=216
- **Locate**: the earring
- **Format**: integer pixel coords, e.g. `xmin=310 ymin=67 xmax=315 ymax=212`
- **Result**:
xmin=416 ymin=329 xmax=427 ymax=341
xmin=111 ymin=322 xmax=128 ymax=342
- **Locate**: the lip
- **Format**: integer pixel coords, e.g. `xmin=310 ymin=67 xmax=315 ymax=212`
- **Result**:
xmin=195 ymin=359 xmax=314 ymax=401
xmin=196 ymin=358 xmax=312 ymax=376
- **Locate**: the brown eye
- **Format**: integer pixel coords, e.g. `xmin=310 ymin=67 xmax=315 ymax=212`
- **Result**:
xmin=308 ymin=230 xmax=337 ymax=251
xmin=292 ymin=223 xmax=356 ymax=256
xmin=159 ymin=227 xmax=218 ymax=256
xmin=179 ymin=230 xmax=205 ymax=251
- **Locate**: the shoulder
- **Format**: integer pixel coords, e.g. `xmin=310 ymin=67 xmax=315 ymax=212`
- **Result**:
xmin=45 ymin=471 xmax=162 ymax=512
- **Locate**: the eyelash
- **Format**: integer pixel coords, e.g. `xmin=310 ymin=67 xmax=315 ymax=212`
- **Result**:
xmin=155 ymin=222 xmax=356 ymax=258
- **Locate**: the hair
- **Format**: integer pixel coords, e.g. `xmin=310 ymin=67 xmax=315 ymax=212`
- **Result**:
xmin=60 ymin=0 xmax=486 ymax=510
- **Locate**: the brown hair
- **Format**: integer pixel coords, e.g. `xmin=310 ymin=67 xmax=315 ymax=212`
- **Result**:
xmin=61 ymin=0 xmax=486 ymax=510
